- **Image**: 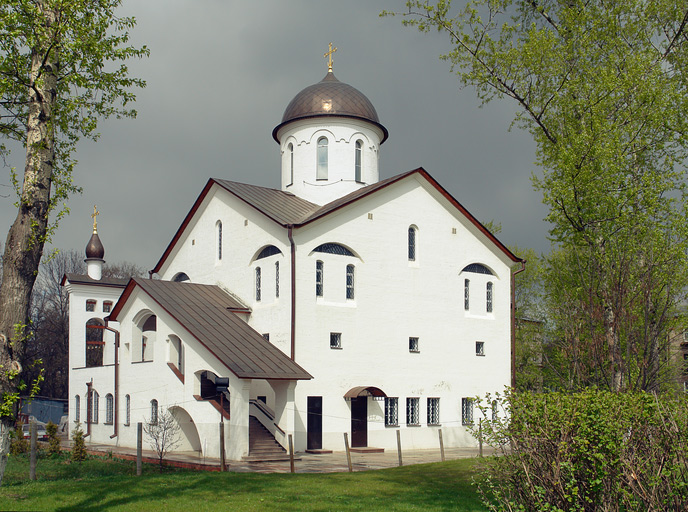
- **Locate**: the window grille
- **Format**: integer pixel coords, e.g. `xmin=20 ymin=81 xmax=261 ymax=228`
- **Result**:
xmin=150 ymin=399 xmax=158 ymax=425
xmin=217 ymin=221 xmax=222 ymax=260
xmin=409 ymin=337 xmax=419 ymax=352
xmin=105 ymin=394 xmax=114 ymax=424
xmin=275 ymin=261 xmax=280 ymax=298
xmin=173 ymin=272 xmax=190 ymax=282
xmin=92 ymin=391 xmax=99 ymax=424
xmin=316 ymin=261 xmax=324 ymax=297
xmin=255 ymin=267 xmax=261 ymax=301
xmin=86 ymin=300 xmax=96 ymax=312
xmin=330 ymin=332 xmax=342 ymax=349
xmin=346 ymin=264 xmax=355 ymax=299
xmin=486 ymin=282 xmax=493 ymax=312
xmin=406 ymin=397 xmax=420 ymax=425
xmin=461 ymin=263 xmax=493 ymax=275
xmin=462 ymin=398 xmax=474 ymax=425
xmin=464 ymin=279 xmax=470 ymax=310
xmin=75 ymin=395 xmax=80 ymax=423
xmin=408 ymin=227 xmax=416 ymax=261
xmin=317 ymin=137 xmax=328 ymax=179
xmin=313 ymin=243 xmax=354 ymax=256
xmin=125 ymin=395 xmax=131 ymax=426
xmin=385 ymin=397 xmax=399 ymax=426
xmin=257 ymin=245 xmax=282 ymax=259
xmin=355 ymin=140 xmax=362 ymax=182
xmin=427 ymin=398 xmax=440 ymax=425
xmin=476 ymin=341 xmax=485 ymax=356
xmin=288 ymin=143 xmax=294 ymax=185
xmin=103 ymin=301 xmax=113 ymax=313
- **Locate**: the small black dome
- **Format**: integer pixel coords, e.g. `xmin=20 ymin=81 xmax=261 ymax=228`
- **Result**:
xmin=272 ymin=72 xmax=388 ymax=143
xmin=85 ymin=233 xmax=105 ymax=259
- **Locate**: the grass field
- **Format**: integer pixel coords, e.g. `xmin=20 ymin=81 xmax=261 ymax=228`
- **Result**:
xmin=0 ymin=453 xmax=488 ymax=511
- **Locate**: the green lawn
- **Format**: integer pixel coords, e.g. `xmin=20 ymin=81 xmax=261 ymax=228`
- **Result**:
xmin=0 ymin=453 xmax=487 ymax=511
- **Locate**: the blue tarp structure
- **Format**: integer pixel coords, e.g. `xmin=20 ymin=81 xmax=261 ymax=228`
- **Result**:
xmin=20 ymin=397 xmax=67 ymax=425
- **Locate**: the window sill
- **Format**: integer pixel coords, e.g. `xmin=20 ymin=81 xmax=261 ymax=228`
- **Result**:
xmin=476 ymin=354 xmax=485 ymax=357
xmin=406 ymin=424 xmax=421 ymax=427
xmin=385 ymin=424 xmax=399 ymax=428
xmin=409 ymin=350 xmax=420 ymax=354
xmin=330 ymin=346 xmax=343 ymax=350
xmin=427 ymin=423 xmax=442 ymax=427
xmin=167 ymin=362 xmax=185 ymax=383
xmin=132 ymin=360 xmax=154 ymax=364
xmin=104 ymin=422 xmax=113 ymax=426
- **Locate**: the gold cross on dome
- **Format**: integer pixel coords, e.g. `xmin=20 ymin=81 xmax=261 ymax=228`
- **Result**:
xmin=91 ymin=205 xmax=100 ymax=234
xmin=324 ymin=42 xmax=337 ymax=72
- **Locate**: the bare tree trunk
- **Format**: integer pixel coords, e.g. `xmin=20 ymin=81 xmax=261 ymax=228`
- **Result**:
xmin=604 ymin=304 xmax=623 ymax=392
xmin=0 ymin=2 xmax=58 ymax=486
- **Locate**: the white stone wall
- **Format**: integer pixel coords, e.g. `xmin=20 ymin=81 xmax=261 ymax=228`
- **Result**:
xmin=276 ymin=118 xmax=383 ymax=205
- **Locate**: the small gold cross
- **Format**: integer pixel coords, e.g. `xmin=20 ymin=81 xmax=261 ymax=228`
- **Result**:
xmin=91 ymin=205 xmax=100 ymax=234
xmin=324 ymin=42 xmax=337 ymax=72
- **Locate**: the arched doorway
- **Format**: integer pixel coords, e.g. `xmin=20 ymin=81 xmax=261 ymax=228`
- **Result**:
xmin=168 ymin=406 xmax=202 ymax=452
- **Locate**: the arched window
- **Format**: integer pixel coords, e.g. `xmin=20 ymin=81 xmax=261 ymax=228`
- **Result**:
xmin=216 ymin=221 xmax=223 ymax=261
xmin=486 ymin=282 xmax=493 ymax=312
xmin=316 ymin=260 xmax=324 ymax=297
xmin=346 ymin=264 xmax=355 ymax=300
xmin=288 ymin=143 xmax=294 ymax=185
xmin=313 ymin=243 xmax=355 ymax=256
xmin=408 ymin=226 xmax=417 ymax=261
xmin=464 ymin=279 xmax=470 ymax=310
xmin=255 ymin=267 xmax=262 ymax=301
xmin=275 ymin=261 xmax=280 ymax=299
xmin=169 ymin=335 xmax=183 ymax=374
xmin=317 ymin=137 xmax=328 ymax=180
xmin=256 ymin=245 xmax=283 ymax=260
xmin=85 ymin=318 xmax=104 ymax=367
xmin=150 ymin=399 xmax=158 ymax=425
xmin=75 ymin=395 xmax=80 ymax=423
xmin=462 ymin=263 xmax=494 ymax=275
xmin=140 ymin=315 xmax=156 ymax=361
xmin=92 ymin=390 xmax=100 ymax=424
xmin=105 ymin=393 xmax=114 ymax=424
xmin=173 ymin=272 xmax=190 ymax=282
xmin=125 ymin=394 xmax=131 ymax=426
xmin=355 ymin=140 xmax=362 ymax=182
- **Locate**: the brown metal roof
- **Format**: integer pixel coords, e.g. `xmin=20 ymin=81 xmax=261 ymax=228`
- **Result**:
xmin=344 ymin=386 xmax=387 ymax=398
xmin=110 ymin=278 xmax=311 ymax=381
xmin=272 ymin=72 xmax=388 ymax=144
xmin=61 ymin=273 xmax=129 ymax=288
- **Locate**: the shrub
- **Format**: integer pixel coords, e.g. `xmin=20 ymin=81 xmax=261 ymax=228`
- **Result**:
xmin=46 ymin=421 xmax=61 ymax=456
xmin=71 ymin=424 xmax=87 ymax=462
xmin=472 ymin=389 xmax=688 ymax=511
xmin=9 ymin=422 xmax=28 ymax=455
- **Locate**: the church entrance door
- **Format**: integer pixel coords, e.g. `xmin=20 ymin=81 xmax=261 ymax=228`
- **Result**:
xmin=351 ymin=397 xmax=367 ymax=447
xmin=307 ymin=396 xmax=322 ymax=450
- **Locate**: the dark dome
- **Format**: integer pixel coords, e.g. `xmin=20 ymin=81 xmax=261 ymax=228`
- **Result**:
xmin=85 ymin=233 xmax=105 ymax=260
xmin=272 ymin=72 xmax=388 ymax=143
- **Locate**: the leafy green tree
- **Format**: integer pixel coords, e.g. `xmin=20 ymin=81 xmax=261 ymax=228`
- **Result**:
xmin=0 ymin=0 xmax=147 ymax=485
xmin=391 ymin=0 xmax=688 ymax=391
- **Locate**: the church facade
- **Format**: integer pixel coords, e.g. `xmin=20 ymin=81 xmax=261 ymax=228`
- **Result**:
xmin=65 ymin=60 xmax=522 ymax=460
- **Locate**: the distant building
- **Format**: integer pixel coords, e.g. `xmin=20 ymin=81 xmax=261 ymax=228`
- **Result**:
xmin=64 ymin=56 xmax=523 ymax=460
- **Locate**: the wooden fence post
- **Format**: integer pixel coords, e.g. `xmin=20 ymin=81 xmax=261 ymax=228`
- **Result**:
xmin=29 ymin=420 xmax=37 ymax=481
xmin=344 ymin=432 xmax=353 ymax=473
xmin=396 ymin=429 xmax=403 ymax=467
xmin=438 ymin=428 xmax=445 ymax=462
xmin=136 ymin=422 xmax=143 ymax=476
xmin=288 ymin=434 xmax=295 ymax=473
xmin=219 ymin=422 xmax=226 ymax=472
xmin=479 ymin=420 xmax=483 ymax=458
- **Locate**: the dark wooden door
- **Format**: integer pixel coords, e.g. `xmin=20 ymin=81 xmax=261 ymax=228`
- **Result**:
xmin=307 ymin=396 xmax=323 ymax=450
xmin=351 ymin=397 xmax=367 ymax=447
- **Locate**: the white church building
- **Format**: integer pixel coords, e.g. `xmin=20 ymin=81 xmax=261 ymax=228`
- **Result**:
xmin=64 ymin=57 xmax=523 ymax=461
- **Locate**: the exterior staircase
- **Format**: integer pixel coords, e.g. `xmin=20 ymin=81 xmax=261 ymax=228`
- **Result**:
xmin=243 ymin=416 xmax=292 ymax=462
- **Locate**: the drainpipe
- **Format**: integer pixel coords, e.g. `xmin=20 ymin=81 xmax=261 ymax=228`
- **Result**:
xmin=288 ymin=225 xmax=296 ymax=360
xmin=103 ymin=320 xmax=121 ymax=439
xmin=511 ymin=260 xmax=527 ymax=389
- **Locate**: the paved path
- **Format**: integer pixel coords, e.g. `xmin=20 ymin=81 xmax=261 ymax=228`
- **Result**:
xmin=74 ymin=441 xmax=496 ymax=474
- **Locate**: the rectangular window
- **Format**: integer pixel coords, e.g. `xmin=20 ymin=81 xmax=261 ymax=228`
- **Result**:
xmin=330 ymin=332 xmax=342 ymax=349
xmin=408 ymin=227 xmax=416 ymax=261
xmin=125 ymin=395 xmax=130 ymax=426
xmin=427 ymin=397 xmax=440 ymax=425
xmin=476 ymin=341 xmax=485 ymax=356
xmin=75 ymin=395 xmax=80 ymax=423
xmin=409 ymin=337 xmax=419 ymax=352
xmin=406 ymin=397 xmax=420 ymax=426
xmin=486 ymin=282 xmax=493 ymax=313
xmin=275 ymin=261 xmax=280 ymax=298
xmin=86 ymin=299 xmax=96 ymax=312
xmin=385 ymin=397 xmax=399 ymax=426
xmin=462 ymin=398 xmax=474 ymax=426
xmin=92 ymin=392 xmax=99 ymax=424
xmin=316 ymin=261 xmax=324 ymax=297
xmin=105 ymin=394 xmax=113 ymax=425
xmin=346 ymin=264 xmax=355 ymax=300
xmin=103 ymin=301 xmax=112 ymax=313
xmin=255 ymin=267 xmax=262 ymax=301
xmin=464 ymin=279 xmax=470 ymax=310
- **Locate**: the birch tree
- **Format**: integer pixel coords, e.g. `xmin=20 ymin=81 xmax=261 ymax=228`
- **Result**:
xmin=389 ymin=0 xmax=688 ymax=391
xmin=0 ymin=0 xmax=147 ymax=484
